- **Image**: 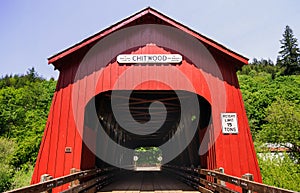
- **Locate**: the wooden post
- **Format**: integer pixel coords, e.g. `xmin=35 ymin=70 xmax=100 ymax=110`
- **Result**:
xmin=47 ymin=175 xmax=53 ymax=193
xmin=242 ymin=173 xmax=254 ymax=193
xmin=213 ymin=168 xmax=219 ymax=184
xmin=69 ymin=168 xmax=80 ymax=188
xmin=40 ymin=174 xmax=49 ymax=182
xmin=40 ymin=174 xmax=52 ymax=193
xmin=219 ymin=167 xmax=226 ymax=186
xmin=214 ymin=167 xmax=226 ymax=187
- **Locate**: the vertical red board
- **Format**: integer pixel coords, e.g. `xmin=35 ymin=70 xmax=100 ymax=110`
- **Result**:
xmin=47 ymin=75 xmax=63 ymax=178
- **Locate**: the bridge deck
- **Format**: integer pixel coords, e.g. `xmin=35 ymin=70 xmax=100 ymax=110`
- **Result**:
xmin=98 ymin=171 xmax=199 ymax=193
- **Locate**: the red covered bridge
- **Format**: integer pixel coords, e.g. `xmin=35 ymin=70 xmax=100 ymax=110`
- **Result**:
xmin=27 ymin=7 xmax=267 ymax=193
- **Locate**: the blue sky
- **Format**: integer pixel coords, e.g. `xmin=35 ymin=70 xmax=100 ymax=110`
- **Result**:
xmin=1 ymin=0 xmax=299 ymax=79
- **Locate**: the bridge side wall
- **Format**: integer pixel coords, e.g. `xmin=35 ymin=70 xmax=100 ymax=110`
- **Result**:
xmin=213 ymin=50 xmax=262 ymax=185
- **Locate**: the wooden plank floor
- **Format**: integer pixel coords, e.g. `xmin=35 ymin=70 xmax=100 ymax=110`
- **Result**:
xmin=98 ymin=171 xmax=199 ymax=193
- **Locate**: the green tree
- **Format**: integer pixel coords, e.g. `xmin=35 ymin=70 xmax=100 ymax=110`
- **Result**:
xmin=134 ymin=147 xmax=162 ymax=166
xmin=238 ymin=73 xmax=300 ymax=139
xmin=238 ymin=58 xmax=282 ymax=78
xmin=0 ymin=138 xmax=15 ymax=192
xmin=258 ymin=153 xmax=300 ymax=191
xmin=0 ymin=69 xmax=57 ymax=191
xmin=277 ymin=25 xmax=300 ymax=75
xmin=0 ymin=70 xmax=56 ymax=191
xmin=258 ymin=99 xmax=300 ymax=162
xmin=0 ymin=71 xmax=56 ymax=168
xmin=251 ymin=58 xmax=274 ymax=66
xmin=10 ymin=164 xmax=34 ymax=189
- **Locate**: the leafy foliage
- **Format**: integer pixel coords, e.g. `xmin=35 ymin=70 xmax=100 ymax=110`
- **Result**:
xmin=134 ymin=147 xmax=162 ymax=166
xmin=238 ymin=70 xmax=300 ymax=140
xmin=0 ymin=68 xmax=56 ymax=191
xmin=258 ymin=153 xmax=300 ymax=191
xmin=0 ymin=72 xmax=56 ymax=167
xmin=0 ymin=138 xmax=15 ymax=192
xmin=258 ymin=99 xmax=300 ymax=162
xmin=238 ymin=58 xmax=283 ymax=78
xmin=0 ymin=68 xmax=45 ymax=89
xmin=11 ymin=164 xmax=34 ymax=189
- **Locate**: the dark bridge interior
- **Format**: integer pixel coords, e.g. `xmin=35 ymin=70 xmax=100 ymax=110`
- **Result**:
xmin=84 ymin=90 xmax=211 ymax=169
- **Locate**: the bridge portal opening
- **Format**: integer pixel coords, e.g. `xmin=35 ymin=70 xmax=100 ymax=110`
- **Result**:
xmin=83 ymin=90 xmax=212 ymax=170
xmin=133 ymin=146 xmax=162 ymax=171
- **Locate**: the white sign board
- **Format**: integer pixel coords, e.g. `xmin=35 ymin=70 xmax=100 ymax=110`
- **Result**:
xmin=117 ymin=54 xmax=182 ymax=64
xmin=221 ymin=113 xmax=238 ymax=134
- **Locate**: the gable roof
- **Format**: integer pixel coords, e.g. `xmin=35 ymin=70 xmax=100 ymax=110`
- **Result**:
xmin=48 ymin=7 xmax=248 ymax=67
